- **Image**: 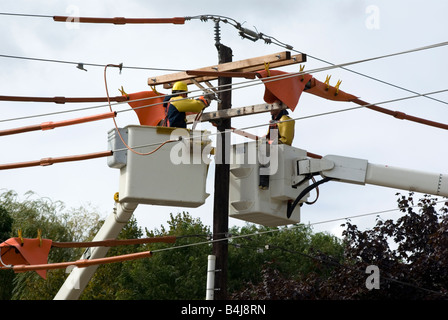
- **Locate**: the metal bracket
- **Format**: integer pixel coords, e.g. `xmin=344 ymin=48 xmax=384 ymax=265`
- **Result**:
xmin=297 ymin=158 xmax=335 ymax=176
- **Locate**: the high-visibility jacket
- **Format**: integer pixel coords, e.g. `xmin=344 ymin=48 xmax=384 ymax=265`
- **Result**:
xmin=267 ymin=110 xmax=294 ymax=146
xmin=164 ymin=96 xmax=207 ymax=128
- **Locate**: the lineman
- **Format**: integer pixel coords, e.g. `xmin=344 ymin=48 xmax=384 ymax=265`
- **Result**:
xmin=163 ymin=81 xmax=210 ymax=128
xmin=266 ymin=108 xmax=294 ymax=146
xmin=259 ymin=107 xmax=295 ymax=189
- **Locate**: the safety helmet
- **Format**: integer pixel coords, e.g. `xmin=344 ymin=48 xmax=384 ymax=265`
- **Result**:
xmin=172 ymin=81 xmax=188 ymax=92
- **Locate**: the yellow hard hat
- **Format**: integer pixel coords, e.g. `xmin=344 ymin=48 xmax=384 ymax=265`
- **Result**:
xmin=172 ymin=81 xmax=188 ymax=92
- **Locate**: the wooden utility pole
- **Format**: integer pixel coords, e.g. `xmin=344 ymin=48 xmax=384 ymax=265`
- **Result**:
xmin=212 ymin=43 xmax=232 ymax=300
xmin=145 ymin=47 xmax=305 ymax=300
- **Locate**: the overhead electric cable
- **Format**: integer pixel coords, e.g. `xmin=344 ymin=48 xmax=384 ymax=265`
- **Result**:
xmin=0 ymin=53 xmax=184 ymax=72
xmin=0 ymin=111 xmax=116 ymax=137
xmin=0 ymin=150 xmax=112 ymax=170
xmin=0 ymin=95 xmax=127 ymax=104
xmin=189 ymin=14 xmax=448 ymax=107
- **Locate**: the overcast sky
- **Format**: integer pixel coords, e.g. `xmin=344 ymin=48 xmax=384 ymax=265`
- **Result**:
xmin=1 ymin=0 xmax=447 ymax=238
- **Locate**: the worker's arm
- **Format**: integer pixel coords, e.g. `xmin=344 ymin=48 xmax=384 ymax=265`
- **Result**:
xmin=277 ymin=115 xmax=295 ymax=145
xmin=170 ymin=96 xmax=208 ymax=113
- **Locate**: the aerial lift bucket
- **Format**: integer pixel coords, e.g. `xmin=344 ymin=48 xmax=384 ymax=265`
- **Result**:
xmin=108 ymin=125 xmax=211 ymax=208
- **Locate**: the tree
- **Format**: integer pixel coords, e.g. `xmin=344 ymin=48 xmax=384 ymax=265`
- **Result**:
xmin=229 ymin=224 xmax=344 ymax=299
xmin=0 ymin=205 xmax=14 ymax=300
xmin=104 ymin=212 xmax=213 ymax=300
xmin=0 ymin=190 xmax=102 ymax=300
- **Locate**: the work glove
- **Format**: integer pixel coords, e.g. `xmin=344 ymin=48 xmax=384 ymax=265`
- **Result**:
xmin=197 ymin=95 xmax=211 ymax=108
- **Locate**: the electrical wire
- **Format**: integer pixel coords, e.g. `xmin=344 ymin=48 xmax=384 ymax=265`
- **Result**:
xmin=2 ymin=40 xmax=447 ymax=127
xmin=107 ymin=87 xmax=448 ymax=154
xmin=287 ymin=177 xmax=334 ymax=218
xmin=189 ymin=14 xmax=448 ymax=109
xmin=155 ymin=199 xmax=448 ymax=296
xmin=2 ymin=10 xmax=447 ymax=110
xmin=0 ymin=38 xmax=448 ymax=122
xmin=0 ymin=53 xmax=184 ymax=73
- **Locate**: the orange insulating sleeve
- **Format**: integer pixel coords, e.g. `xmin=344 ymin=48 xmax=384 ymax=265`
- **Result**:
xmin=53 ymin=16 xmax=185 ymax=25
xmin=0 ymin=111 xmax=116 ymax=136
xmin=305 ymin=77 xmax=448 ymax=131
xmin=352 ymin=98 xmax=448 ymax=130
xmin=0 ymin=95 xmax=127 ymax=104
xmin=13 ymin=251 xmax=153 ymax=272
xmin=52 ymin=236 xmax=177 ymax=248
xmin=0 ymin=150 xmax=113 ymax=170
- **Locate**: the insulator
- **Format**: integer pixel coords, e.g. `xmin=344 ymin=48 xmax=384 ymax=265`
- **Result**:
xmin=214 ymin=20 xmax=221 ymax=46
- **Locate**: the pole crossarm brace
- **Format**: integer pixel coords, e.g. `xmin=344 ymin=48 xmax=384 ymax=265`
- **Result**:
xmin=148 ymin=51 xmax=306 ymax=89
xmin=186 ymin=102 xmax=286 ymax=124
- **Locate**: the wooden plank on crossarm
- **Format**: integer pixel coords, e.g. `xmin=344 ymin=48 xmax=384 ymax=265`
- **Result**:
xmin=148 ymin=52 xmax=306 ymax=89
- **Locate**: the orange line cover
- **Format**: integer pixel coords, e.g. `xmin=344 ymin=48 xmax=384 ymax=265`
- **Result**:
xmin=13 ymin=251 xmax=153 ymax=273
xmin=0 ymin=150 xmax=113 ymax=170
xmin=0 ymin=111 xmax=116 ymax=136
xmin=53 ymin=16 xmax=185 ymax=25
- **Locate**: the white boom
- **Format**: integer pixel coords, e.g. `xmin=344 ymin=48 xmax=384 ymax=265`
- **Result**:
xmin=298 ymin=155 xmax=448 ymax=197
xmin=53 ymin=201 xmax=137 ymax=300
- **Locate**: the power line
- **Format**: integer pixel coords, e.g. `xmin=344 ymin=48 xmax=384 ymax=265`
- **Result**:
xmin=1 ymin=10 xmax=448 ymax=114
xmin=0 ymin=53 xmax=184 ymax=72
xmin=149 ymin=199 xmax=448 ymax=297
xmin=191 ymin=14 xmax=448 ymax=108
xmin=2 ymin=43 xmax=447 ymax=126
xmin=0 ymin=12 xmax=53 ymax=19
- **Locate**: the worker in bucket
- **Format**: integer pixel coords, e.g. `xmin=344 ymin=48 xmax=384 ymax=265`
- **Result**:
xmin=259 ymin=107 xmax=295 ymax=189
xmin=266 ymin=108 xmax=295 ymax=146
xmin=163 ymin=81 xmax=211 ymax=128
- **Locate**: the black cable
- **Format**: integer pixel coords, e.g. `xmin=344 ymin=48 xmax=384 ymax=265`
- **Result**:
xmin=0 ymin=54 xmax=184 ymax=72
xmin=287 ymin=177 xmax=333 ymax=218
xmin=0 ymin=12 xmax=53 ymax=18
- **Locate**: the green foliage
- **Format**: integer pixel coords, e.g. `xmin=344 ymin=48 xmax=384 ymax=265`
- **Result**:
xmin=108 ymin=212 xmax=213 ymax=300
xmin=0 ymin=205 xmax=14 ymax=299
xmin=228 ymin=224 xmax=343 ymax=295
xmin=0 ymin=190 xmax=102 ymax=300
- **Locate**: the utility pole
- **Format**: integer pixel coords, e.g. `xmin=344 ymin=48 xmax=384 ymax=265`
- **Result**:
xmin=212 ymin=39 xmax=232 ymax=300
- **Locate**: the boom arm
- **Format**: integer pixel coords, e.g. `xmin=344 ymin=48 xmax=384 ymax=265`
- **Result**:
xmin=54 ymin=201 xmax=137 ymax=300
xmin=297 ymin=155 xmax=448 ymax=198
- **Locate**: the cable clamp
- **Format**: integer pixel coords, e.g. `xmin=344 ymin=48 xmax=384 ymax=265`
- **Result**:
xmin=334 ymin=79 xmax=342 ymax=96
xmin=324 ymin=75 xmax=331 ymax=90
xmin=264 ymin=62 xmax=271 ymax=77
xmin=37 ymin=229 xmax=42 ymax=247
xmin=299 ymin=64 xmax=305 ymax=80
xmin=18 ymin=229 xmax=24 ymax=246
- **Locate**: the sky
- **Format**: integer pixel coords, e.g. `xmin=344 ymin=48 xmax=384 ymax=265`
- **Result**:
xmin=1 ymin=0 xmax=447 ymax=240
